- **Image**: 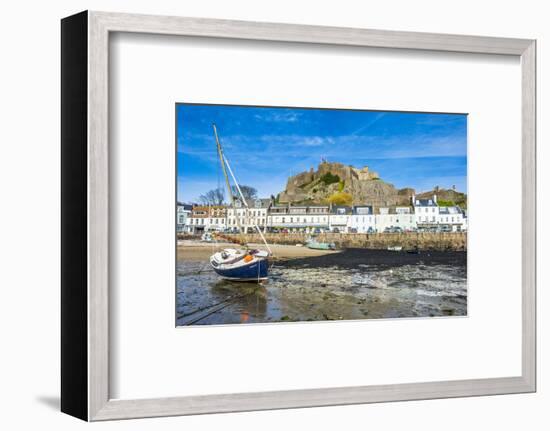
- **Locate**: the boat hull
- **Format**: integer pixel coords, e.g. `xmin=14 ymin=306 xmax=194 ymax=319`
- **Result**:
xmin=306 ymin=242 xmax=335 ymax=250
xmin=211 ymin=257 xmax=269 ymax=282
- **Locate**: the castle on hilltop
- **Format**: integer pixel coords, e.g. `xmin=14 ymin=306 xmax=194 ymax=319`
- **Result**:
xmin=279 ymin=161 xmax=390 ymax=206
xmin=287 ymin=161 xmax=379 ymax=190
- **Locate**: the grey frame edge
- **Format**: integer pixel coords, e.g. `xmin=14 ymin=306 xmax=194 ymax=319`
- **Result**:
xmin=60 ymin=10 xmax=537 ymax=422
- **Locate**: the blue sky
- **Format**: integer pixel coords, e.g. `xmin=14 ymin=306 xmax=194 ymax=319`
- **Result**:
xmin=176 ymin=104 xmax=467 ymax=203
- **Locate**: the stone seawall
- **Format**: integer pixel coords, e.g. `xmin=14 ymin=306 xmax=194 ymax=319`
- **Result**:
xmin=191 ymin=232 xmax=467 ymax=251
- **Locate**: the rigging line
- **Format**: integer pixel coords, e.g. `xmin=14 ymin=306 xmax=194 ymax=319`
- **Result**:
xmin=217 ymin=138 xmax=221 ymax=192
xmin=222 ymin=154 xmax=273 ymax=256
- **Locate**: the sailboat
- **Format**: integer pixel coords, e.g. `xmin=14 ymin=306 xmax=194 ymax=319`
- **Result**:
xmin=209 ymin=124 xmax=272 ymax=282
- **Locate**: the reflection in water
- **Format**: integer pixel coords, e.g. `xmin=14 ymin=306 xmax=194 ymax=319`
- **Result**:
xmin=210 ymin=282 xmax=268 ymax=321
xmin=176 ymin=260 xmax=467 ymax=326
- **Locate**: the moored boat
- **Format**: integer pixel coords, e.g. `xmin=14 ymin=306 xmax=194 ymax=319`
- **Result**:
xmin=210 ymin=248 xmax=269 ymax=281
xmin=387 ymin=245 xmax=403 ymax=251
xmin=208 ymin=124 xmax=272 ymax=283
xmin=305 ymin=236 xmax=336 ymax=250
xmin=201 ymin=232 xmax=214 ymax=242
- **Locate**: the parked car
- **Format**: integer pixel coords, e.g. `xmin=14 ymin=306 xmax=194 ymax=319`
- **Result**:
xmin=332 ymin=228 xmax=340 ymax=233
xmin=349 ymin=228 xmax=358 ymax=233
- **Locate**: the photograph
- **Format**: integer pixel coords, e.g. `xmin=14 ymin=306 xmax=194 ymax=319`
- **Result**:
xmin=1 ymin=0 xmax=541 ymax=427
xmin=176 ymin=103 xmax=467 ymax=325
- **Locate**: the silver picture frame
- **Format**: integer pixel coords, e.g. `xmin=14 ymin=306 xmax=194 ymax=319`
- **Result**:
xmin=61 ymin=10 xmax=536 ymax=421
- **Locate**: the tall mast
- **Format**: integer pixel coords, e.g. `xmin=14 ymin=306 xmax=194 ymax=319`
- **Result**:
xmin=212 ymin=124 xmax=244 ymax=237
xmin=213 ymin=124 xmax=234 ymax=207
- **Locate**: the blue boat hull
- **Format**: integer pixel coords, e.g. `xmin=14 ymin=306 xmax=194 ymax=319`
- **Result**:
xmin=212 ymin=258 xmax=269 ymax=281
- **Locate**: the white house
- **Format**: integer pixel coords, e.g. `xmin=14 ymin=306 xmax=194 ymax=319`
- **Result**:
xmin=226 ymin=199 xmax=270 ymax=233
xmin=394 ymin=206 xmax=416 ymax=231
xmin=348 ymin=206 xmax=376 ymax=233
xmin=438 ymin=205 xmax=467 ymax=231
xmin=376 ymin=207 xmax=396 ymax=232
xmin=187 ymin=205 xmax=227 ymax=233
xmin=329 ymin=206 xmax=352 ymax=232
xmin=375 ymin=206 xmax=416 ymax=232
xmin=412 ymin=194 xmax=440 ymax=228
xmin=267 ymin=205 xmax=330 ymax=232
xmin=176 ymin=203 xmax=192 ymax=233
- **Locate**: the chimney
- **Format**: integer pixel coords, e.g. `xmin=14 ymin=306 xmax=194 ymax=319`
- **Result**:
xmin=411 ymin=194 xmax=416 ymax=205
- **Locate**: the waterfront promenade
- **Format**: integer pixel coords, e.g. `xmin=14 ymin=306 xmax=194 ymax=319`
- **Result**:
xmin=177 ymin=231 xmax=467 ymax=251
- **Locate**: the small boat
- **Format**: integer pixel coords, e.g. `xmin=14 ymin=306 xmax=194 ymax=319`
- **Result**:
xmin=387 ymin=245 xmax=403 ymax=251
xmin=208 ymin=124 xmax=272 ymax=283
xmin=306 ymin=236 xmax=336 ymax=250
xmin=210 ymin=248 xmax=269 ymax=281
xmin=201 ymin=232 xmax=214 ymax=242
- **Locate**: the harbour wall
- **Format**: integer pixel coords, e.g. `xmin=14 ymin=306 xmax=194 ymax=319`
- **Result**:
xmin=180 ymin=232 xmax=467 ymax=251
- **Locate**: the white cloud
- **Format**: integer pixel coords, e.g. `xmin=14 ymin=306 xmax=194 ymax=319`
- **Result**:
xmin=254 ymin=111 xmax=302 ymax=123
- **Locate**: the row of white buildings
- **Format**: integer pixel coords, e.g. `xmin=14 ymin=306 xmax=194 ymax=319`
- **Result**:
xmin=177 ymin=195 xmax=467 ymax=234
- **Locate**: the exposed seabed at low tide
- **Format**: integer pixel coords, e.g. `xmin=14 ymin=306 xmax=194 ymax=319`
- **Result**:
xmin=176 ymin=247 xmax=467 ymax=326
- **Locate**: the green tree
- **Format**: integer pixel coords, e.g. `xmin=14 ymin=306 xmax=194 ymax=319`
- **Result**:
xmin=320 ymin=172 xmax=341 ymax=185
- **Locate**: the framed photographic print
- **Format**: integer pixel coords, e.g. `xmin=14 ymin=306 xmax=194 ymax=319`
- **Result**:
xmin=61 ymin=11 xmax=536 ymax=421
xmin=176 ymin=104 xmax=468 ymax=325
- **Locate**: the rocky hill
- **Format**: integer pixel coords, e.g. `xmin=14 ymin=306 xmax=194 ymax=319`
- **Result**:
xmin=277 ymin=161 xmax=414 ymax=207
xmin=276 ymin=161 xmax=467 ymax=207
xmin=417 ymin=187 xmax=468 ymax=208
